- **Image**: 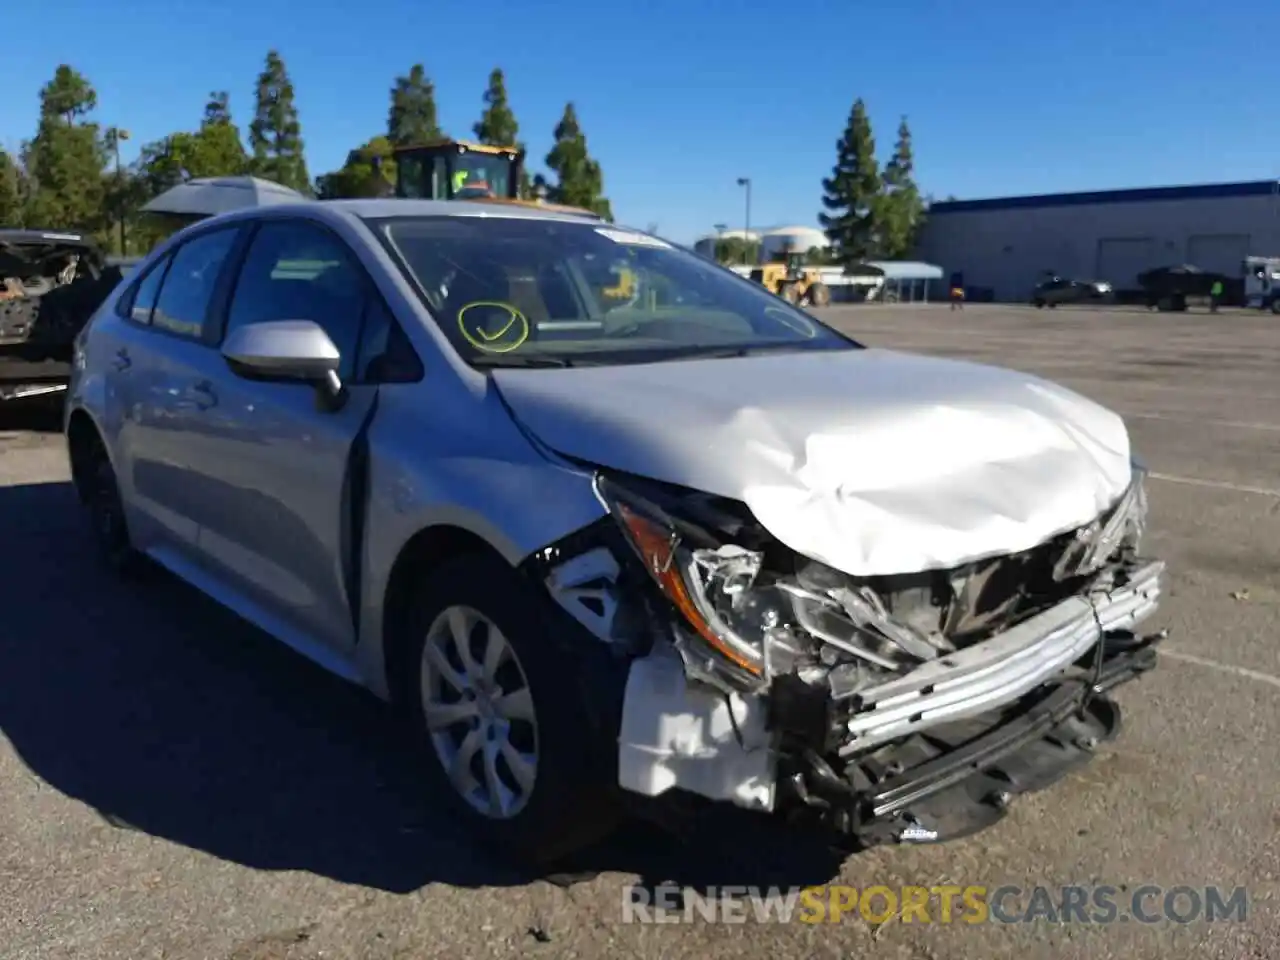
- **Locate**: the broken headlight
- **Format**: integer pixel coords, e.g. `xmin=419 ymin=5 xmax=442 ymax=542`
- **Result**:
xmin=594 ymin=474 xmax=790 ymax=690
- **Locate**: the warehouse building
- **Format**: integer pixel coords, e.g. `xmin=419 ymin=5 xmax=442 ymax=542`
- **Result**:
xmin=916 ymin=180 xmax=1280 ymax=301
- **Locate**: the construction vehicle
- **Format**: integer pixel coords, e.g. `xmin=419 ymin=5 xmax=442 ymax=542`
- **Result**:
xmin=748 ymin=240 xmax=831 ymax=307
xmin=601 ymin=265 xmax=637 ymax=304
xmin=391 ymin=139 xmax=602 ymax=219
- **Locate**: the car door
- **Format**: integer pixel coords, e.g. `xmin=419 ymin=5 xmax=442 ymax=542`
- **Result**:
xmin=110 ymin=226 xmax=244 ymax=556
xmin=178 ymin=218 xmax=388 ymax=656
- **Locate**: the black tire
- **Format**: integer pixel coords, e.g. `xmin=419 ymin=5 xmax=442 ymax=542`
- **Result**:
xmin=1270 ymin=298 xmax=1280 ymax=315
xmin=1033 ymin=299 xmax=1045 ymax=308
xmin=809 ymin=282 xmax=831 ymax=307
xmin=83 ymin=438 xmax=146 ymax=575
xmin=396 ymin=551 xmax=623 ymax=865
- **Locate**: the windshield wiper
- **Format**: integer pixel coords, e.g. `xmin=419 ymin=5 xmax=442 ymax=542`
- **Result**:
xmin=670 ymin=344 xmax=802 ymax=361
xmin=471 ymin=354 xmax=575 ymax=369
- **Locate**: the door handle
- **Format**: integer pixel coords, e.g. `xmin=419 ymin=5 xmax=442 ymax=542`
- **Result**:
xmin=112 ymin=349 xmax=131 ymax=372
xmin=190 ymin=380 xmax=217 ymax=411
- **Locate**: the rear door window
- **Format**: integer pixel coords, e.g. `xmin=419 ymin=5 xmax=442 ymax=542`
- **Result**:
xmin=121 ymin=253 xmax=173 ymax=325
xmin=151 ymin=228 xmax=241 ymax=340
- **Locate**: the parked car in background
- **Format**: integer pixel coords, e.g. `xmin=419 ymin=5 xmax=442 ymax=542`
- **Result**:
xmin=1 ymin=229 xmax=124 ymax=401
xmin=1138 ymin=264 xmax=1236 ymax=312
xmin=1030 ymin=274 xmax=1113 ymax=308
xmin=65 ymin=199 xmax=1166 ymax=866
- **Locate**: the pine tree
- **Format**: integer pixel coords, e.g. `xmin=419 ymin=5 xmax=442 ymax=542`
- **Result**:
xmin=24 ymin=65 xmax=109 ymax=230
xmin=876 ymin=117 xmax=925 ymax=259
xmin=473 ymin=67 xmax=530 ymax=198
xmin=196 ymin=91 xmax=249 ymax=176
xmin=544 ymin=103 xmax=612 ymax=221
xmin=248 ymin=50 xmax=310 ymax=193
xmin=40 ymin=65 xmax=97 ymax=123
xmin=819 ymin=98 xmax=881 ymax=265
xmin=473 ymin=68 xmax=517 ymax=145
xmin=388 ymin=64 xmax=442 ymax=147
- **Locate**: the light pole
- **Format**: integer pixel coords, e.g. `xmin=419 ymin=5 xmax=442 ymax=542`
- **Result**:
xmin=736 ymin=177 xmax=752 ymax=264
xmin=713 ymin=222 xmax=727 ymax=263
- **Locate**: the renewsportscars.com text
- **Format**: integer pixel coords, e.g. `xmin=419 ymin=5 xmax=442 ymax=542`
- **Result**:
xmin=622 ymin=883 xmax=1249 ymax=925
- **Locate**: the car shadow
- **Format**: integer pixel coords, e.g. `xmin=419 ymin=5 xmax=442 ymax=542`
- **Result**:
xmin=0 ymin=395 xmax=65 ymax=434
xmin=0 ymin=480 xmax=846 ymax=895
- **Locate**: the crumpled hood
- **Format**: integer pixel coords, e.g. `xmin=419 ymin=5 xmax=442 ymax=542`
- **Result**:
xmin=491 ymin=347 xmax=1133 ymax=577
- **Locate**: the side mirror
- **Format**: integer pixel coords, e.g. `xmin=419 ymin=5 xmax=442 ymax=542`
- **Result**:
xmin=222 ymin=319 xmax=342 ymax=394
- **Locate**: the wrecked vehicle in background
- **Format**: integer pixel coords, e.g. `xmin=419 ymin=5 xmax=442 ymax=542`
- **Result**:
xmin=1 ymin=230 xmax=123 ymax=401
xmin=66 ymin=202 xmax=1166 ymax=866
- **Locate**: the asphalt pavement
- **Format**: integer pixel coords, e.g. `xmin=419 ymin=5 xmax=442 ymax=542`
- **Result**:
xmin=0 ymin=303 xmax=1276 ymax=959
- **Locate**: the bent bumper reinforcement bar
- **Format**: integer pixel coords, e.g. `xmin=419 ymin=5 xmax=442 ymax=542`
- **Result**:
xmin=836 ymin=560 xmax=1165 ymax=755
xmin=865 ymin=632 xmax=1160 ymax=823
xmin=785 ymin=630 xmax=1163 ymax=845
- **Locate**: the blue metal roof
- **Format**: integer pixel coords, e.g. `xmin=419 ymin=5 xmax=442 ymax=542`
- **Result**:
xmin=866 ymin=260 xmax=944 ymax=280
xmin=930 ymin=179 xmax=1280 ymax=214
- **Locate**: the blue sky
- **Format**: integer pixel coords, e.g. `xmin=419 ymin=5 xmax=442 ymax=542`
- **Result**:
xmin=5 ymin=0 xmax=1278 ymax=243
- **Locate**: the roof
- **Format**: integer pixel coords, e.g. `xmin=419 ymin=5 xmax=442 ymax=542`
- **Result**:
xmin=759 ymin=225 xmax=827 ymax=237
xmin=392 ymin=139 xmax=520 ymax=156
xmin=183 ymin=175 xmax=303 ymax=194
xmin=864 ymin=260 xmax=943 ymax=280
xmin=320 ymin=197 xmax=602 ymax=222
xmin=931 ymin=179 xmax=1280 ymax=214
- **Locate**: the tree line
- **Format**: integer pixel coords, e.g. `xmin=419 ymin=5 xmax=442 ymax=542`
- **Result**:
xmin=704 ymin=100 xmax=928 ymax=269
xmin=818 ymin=99 xmax=927 ymax=265
xmin=0 ymin=52 xmax=613 ymax=254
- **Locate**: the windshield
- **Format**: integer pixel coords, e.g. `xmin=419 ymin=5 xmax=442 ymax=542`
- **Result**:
xmin=452 ymin=153 xmax=511 ymax=200
xmin=373 ymin=216 xmax=859 ymax=367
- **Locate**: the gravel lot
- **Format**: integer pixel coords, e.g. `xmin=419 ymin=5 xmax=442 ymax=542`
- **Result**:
xmin=1 ymin=304 xmax=1277 ymax=959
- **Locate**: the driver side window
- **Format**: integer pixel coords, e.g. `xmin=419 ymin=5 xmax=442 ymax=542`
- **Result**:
xmin=223 ymin=221 xmax=367 ymax=380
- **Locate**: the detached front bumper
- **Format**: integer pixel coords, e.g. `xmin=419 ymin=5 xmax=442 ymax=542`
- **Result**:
xmin=616 ymin=558 xmax=1166 ymax=845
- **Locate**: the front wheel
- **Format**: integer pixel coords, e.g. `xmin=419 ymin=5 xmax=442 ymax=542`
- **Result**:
xmin=808 ymin=282 xmax=831 ymax=307
xmin=397 ymin=552 xmax=623 ymax=864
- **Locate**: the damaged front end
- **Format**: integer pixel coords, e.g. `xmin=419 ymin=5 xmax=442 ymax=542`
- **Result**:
xmin=532 ymin=465 xmax=1165 ymax=847
xmin=0 ymin=231 xmax=120 ymax=400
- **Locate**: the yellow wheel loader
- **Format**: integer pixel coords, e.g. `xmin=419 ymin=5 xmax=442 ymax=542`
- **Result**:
xmin=391 ymin=139 xmax=603 ymax=219
xmin=748 ymin=242 xmax=831 ymax=307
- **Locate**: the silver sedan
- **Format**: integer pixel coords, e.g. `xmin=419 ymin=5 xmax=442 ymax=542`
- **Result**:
xmin=66 ymin=199 xmax=1164 ymax=865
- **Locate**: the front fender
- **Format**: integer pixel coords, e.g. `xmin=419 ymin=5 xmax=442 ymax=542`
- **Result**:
xmin=353 ymin=381 xmax=607 ymax=698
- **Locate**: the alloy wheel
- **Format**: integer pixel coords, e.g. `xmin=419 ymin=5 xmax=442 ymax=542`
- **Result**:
xmin=419 ymin=605 xmax=539 ymax=819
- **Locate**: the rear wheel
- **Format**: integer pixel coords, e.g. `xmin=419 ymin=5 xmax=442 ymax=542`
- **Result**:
xmin=780 ymin=283 xmax=799 ymax=305
xmin=83 ymin=439 xmax=144 ymax=575
xmin=397 ymin=552 xmax=622 ymax=864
